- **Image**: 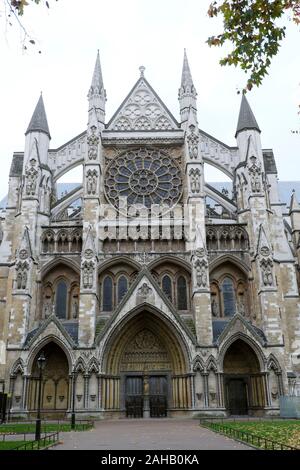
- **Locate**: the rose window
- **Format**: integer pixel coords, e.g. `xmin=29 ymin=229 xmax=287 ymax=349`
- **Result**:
xmin=105 ymin=148 xmax=182 ymax=209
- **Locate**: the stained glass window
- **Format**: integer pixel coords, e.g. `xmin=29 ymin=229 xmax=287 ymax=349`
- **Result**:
xmin=222 ymin=277 xmax=236 ymax=317
xmin=118 ymin=276 xmax=128 ymax=303
xmin=105 ymin=148 xmax=182 ymax=211
xmin=56 ymin=280 xmax=67 ymax=319
xmin=177 ymin=276 xmax=187 ymax=310
xmin=162 ymin=275 xmax=172 ymax=301
xmin=103 ymin=276 xmax=113 ymax=311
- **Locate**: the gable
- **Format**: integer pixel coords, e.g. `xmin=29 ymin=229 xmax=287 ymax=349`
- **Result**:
xmin=216 ymin=314 xmax=267 ymax=347
xmin=24 ymin=315 xmax=76 ymax=350
xmin=96 ymin=270 xmax=196 ymax=353
xmin=106 ymin=77 xmax=179 ymax=132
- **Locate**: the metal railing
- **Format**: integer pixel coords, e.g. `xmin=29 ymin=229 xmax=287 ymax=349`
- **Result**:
xmin=0 ymin=418 xmax=93 ymax=433
xmin=200 ymin=419 xmax=299 ymax=450
xmin=12 ymin=431 xmax=59 ymax=450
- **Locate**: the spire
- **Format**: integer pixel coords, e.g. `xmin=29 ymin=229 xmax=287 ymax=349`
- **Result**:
xmin=178 ymin=49 xmax=197 ymax=125
xmin=236 ymin=94 xmax=260 ymax=137
xmin=88 ymin=50 xmax=106 ymax=128
xmin=25 ymin=94 xmax=50 ymax=139
xmin=89 ymin=50 xmax=104 ymax=97
xmin=181 ymin=49 xmax=196 ymax=92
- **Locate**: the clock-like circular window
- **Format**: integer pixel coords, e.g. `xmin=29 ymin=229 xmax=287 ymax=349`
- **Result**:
xmin=104 ymin=148 xmax=182 ymax=209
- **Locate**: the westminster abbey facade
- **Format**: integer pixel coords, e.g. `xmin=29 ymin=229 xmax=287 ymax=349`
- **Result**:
xmin=0 ymin=51 xmax=300 ymax=418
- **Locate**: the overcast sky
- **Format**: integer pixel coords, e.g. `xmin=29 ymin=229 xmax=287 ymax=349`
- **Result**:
xmin=0 ymin=0 xmax=299 ymax=200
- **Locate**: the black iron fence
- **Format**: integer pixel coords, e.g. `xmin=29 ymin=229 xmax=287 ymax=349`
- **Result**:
xmin=200 ymin=419 xmax=299 ymax=450
xmin=12 ymin=431 xmax=59 ymax=450
xmin=0 ymin=418 xmax=93 ymax=433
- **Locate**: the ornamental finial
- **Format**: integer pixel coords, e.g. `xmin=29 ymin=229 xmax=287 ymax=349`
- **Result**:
xmin=139 ymin=66 xmax=145 ymax=77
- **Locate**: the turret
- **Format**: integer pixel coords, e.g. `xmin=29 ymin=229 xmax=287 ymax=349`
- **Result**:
xmin=24 ymin=94 xmax=50 ymax=167
xmin=235 ymin=94 xmax=262 ymax=163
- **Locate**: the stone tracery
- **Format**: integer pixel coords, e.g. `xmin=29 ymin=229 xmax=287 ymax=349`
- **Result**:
xmin=104 ymin=148 xmax=183 ymax=209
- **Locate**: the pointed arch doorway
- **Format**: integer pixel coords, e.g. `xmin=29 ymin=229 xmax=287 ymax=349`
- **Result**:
xmin=28 ymin=342 xmax=70 ymax=416
xmin=102 ymin=310 xmax=191 ymax=418
xmin=223 ymin=339 xmax=266 ymax=415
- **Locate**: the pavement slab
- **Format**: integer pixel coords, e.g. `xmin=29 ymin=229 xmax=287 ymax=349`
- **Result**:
xmin=53 ymin=418 xmax=251 ymax=450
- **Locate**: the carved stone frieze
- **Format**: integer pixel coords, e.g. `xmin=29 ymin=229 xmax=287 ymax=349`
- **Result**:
xmin=206 ymin=224 xmax=249 ymax=252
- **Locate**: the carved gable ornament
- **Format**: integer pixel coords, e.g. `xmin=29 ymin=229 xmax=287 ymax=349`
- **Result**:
xmin=136 ymin=282 xmax=155 ymax=304
xmin=107 ymin=78 xmax=179 ymax=132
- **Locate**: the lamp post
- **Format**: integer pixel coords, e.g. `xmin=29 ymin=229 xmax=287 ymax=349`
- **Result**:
xmin=71 ymin=370 xmax=76 ymax=430
xmin=0 ymin=380 xmax=5 ymax=424
xmin=35 ymin=352 xmax=46 ymax=441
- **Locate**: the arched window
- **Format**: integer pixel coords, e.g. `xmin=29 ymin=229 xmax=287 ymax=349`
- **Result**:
xmin=55 ymin=280 xmax=67 ymax=319
xmin=117 ymin=276 xmax=128 ymax=303
xmin=103 ymin=276 xmax=113 ymax=311
xmin=222 ymin=277 xmax=236 ymax=317
xmin=177 ymin=276 xmax=188 ymax=310
xmin=162 ymin=275 xmax=172 ymax=301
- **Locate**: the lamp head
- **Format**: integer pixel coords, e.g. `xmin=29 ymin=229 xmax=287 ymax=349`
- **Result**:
xmin=37 ymin=352 xmax=46 ymax=371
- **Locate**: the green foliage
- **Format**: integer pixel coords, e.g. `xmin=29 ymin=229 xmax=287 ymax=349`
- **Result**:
xmin=4 ymin=1 xmax=58 ymax=52
xmin=10 ymin=1 xmax=52 ymax=16
xmin=207 ymin=1 xmax=300 ymax=93
xmin=205 ymin=420 xmax=300 ymax=449
xmin=0 ymin=440 xmax=35 ymax=450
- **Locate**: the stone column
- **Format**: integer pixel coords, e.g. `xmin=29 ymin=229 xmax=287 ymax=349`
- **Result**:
xmin=84 ymin=374 xmax=89 ymax=409
xmin=203 ymin=373 xmax=209 ymax=408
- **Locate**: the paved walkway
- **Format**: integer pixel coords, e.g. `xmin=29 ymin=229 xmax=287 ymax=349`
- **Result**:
xmin=53 ymin=419 xmax=250 ymax=450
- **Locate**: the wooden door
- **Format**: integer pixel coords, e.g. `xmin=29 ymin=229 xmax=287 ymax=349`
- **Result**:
xmin=227 ymin=378 xmax=248 ymax=415
xmin=125 ymin=376 xmax=143 ymax=418
xmin=149 ymin=376 xmax=167 ymax=418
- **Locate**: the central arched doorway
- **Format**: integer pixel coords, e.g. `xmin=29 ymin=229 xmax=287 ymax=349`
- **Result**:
xmin=102 ymin=310 xmax=190 ymax=418
xmin=223 ymin=339 xmax=265 ymax=415
xmin=28 ymin=342 xmax=70 ymax=416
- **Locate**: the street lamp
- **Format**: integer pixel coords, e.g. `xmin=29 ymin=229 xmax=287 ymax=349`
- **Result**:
xmin=35 ymin=352 xmax=46 ymax=441
xmin=0 ymin=380 xmax=5 ymax=424
xmin=71 ymin=370 xmax=76 ymax=430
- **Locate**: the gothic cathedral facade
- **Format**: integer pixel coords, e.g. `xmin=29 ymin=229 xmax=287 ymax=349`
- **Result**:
xmin=0 ymin=51 xmax=300 ymax=418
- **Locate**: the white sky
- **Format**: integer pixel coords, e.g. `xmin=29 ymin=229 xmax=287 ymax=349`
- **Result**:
xmin=0 ymin=0 xmax=299 ymax=200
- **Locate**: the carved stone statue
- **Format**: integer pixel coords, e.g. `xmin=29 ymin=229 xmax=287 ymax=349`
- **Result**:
xmin=248 ymin=156 xmax=262 ymax=193
xmin=239 ymin=300 xmax=245 ymax=316
xmin=87 ymin=126 xmax=99 ymax=160
xmin=263 ymin=265 xmax=273 ymax=287
xmin=82 ymin=261 xmax=94 ymax=289
xmin=195 ymin=261 xmax=207 ymax=288
xmin=16 ymin=272 xmax=23 ymax=290
xmin=86 ymin=171 xmax=97 ymax=195
xmin=21 ymin=270 xmax=27 ymax=290
xmin=187 ymin=126 xmax=199 ymax=160
xmin=189 ymin=168 xmax=201 ymax=194
xmin=72 ymin=298 xmax=79 ymax=319
xmin=87 ymin=174 xmax=93 ymax=195
xmin=192 ymin=251 xmax=208 ymax=289
xmin=260 ymin=258 xmax=274 ymax=287
xmin=211 ymin=298 xmax=219 ymax=317
xmin=25 ymin=159 xmax=39 ymax=196
xmin=43 ymin=300 xmax=52 ymax=318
